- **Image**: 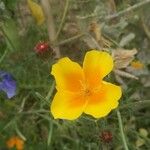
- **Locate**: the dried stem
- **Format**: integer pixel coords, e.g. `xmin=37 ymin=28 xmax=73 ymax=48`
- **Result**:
xmin=55 ymin=33 xmax=84 ymax=46
xmin=55 ymin=0 xmax=70 ymax=40
xmin=105 ymin=0 xmax=150 ymax=21
xmin=40 ymin=0 xmax=60 ymax=58
xmin=114 ymin=69 xmax=138 ymax=80
xmin=78 ymin=0 xmax=150 ymax=21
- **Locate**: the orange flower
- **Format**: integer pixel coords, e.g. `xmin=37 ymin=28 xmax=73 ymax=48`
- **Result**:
xmin=50 ymin=50 xmax=122 ymax=120
xmin=6 ymin=136 xmax=24 ymax=150
xmin=131 ymin=60 xmax=144 ymax=69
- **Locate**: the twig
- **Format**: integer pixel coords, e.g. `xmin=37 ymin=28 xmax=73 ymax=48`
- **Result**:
xmin=41 ymin=0 xmax=60 ymax=58
xmin=86 ymin=34 xmax=101 ymax=50
xmin=78 ymin=0 xmax=150 ymax=21
xmin=55 ymin=33 xmax=84 ymax=46
xmin=114 ymin=69 xmax=138 ymax=80
xmin=55 ymin=0 xmax=70 ymax=40
xmin=117 ymin=110 xmax=129 ymax=150
xmin=105 ymin=0 xmax=150 ymax=21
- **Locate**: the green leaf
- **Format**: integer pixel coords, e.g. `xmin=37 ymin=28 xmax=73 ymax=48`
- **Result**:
xmin=1 ymin=18 xmax=21 ymax=51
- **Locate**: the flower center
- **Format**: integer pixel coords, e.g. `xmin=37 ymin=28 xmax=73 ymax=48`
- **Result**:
xmin=84 ymin=88 xmax=91 ymax=97
xmin=80 ymin=80 xmax=92 ymax=97
xmin=80 ymin=79 xmax=103 ymax=98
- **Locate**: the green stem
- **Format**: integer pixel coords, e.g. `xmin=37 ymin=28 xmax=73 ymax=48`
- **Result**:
xmin=18 ymin=110 xmax=49 ymax=115
xmin=15 ymin=123 xmax=26 ymax=141
xmin=47 ymin=120 xmax=53 ymax=147
xmin=119 ymin=100 xmax=150 ymax=110
xmin=0 ymin=49 xmax=8 ymax=64
xmin=117 ymin=110 xmax=129 ymax=150
xmin=35 ymin=92 xmax=49 ymax=105
xmin=1 ymin=26 xmax=16 ymax=51
xmin=55 ymin=0 xmax=69 ymax=40
xmin=46 ymin=81 xmax=55 ymax=101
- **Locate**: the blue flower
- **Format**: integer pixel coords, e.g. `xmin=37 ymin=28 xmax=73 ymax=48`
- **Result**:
xmin=0 ymin=71 xmax=17 ymax=99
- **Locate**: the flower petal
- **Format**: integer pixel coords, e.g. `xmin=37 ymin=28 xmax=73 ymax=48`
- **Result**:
xmin=83 ymin=50 xmax=113 ymax=86
xmin=51 ymin=91 xmax=86 ymax=120
xmin=84 ymin=81 xmax=122 ymax=118
xmin=16 ymin=137 xmax=24 ymax=150
xmin=0 ymin=72 xmax=16 ymax=99
xmin=27 ymin=0 xmax=45 ymax=25
xmin=51 ymin=57 xmax=84 ymax=92
xmin=6 ymin=137 xmax=16 ymax=148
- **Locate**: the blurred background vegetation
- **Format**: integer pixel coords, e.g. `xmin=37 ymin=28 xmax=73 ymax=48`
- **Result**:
xmin=0 ymin=0 xmax=150 ymax=149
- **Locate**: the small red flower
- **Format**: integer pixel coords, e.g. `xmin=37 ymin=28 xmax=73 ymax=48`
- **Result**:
xmin=34 ymin=41 xmax=54 ymax=60
xmin=34 ymin=41 xmax=49 ymax=54
xmin=100 ymin=130 xmax=113 ymax=143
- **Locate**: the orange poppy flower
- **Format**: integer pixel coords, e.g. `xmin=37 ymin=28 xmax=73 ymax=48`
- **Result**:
xmin=50 ymin=50 xmax=122 ymax=120
xmin=6 ymin=136 xmax=24 ymax=150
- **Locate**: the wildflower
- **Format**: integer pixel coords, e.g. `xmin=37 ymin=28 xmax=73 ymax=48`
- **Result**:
xmin=34 ymin=41 xmax=50 ymax=54
xmin=0 ymin=71 xmax=16 ymax=99
xmin=27 ymin=0 xmax=45 ymax=25
xmin=50 ymin=50 xmax=122 ymax=120
xmin=100 ymin=130 xmax=113 ymax=143
xmin=34 ymin=41 xmax=53 ymax=60
xmin=6 ymin=136 xmax=24 ymax=150
xmin=131 ymin=60 xmax=144 ymax=69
